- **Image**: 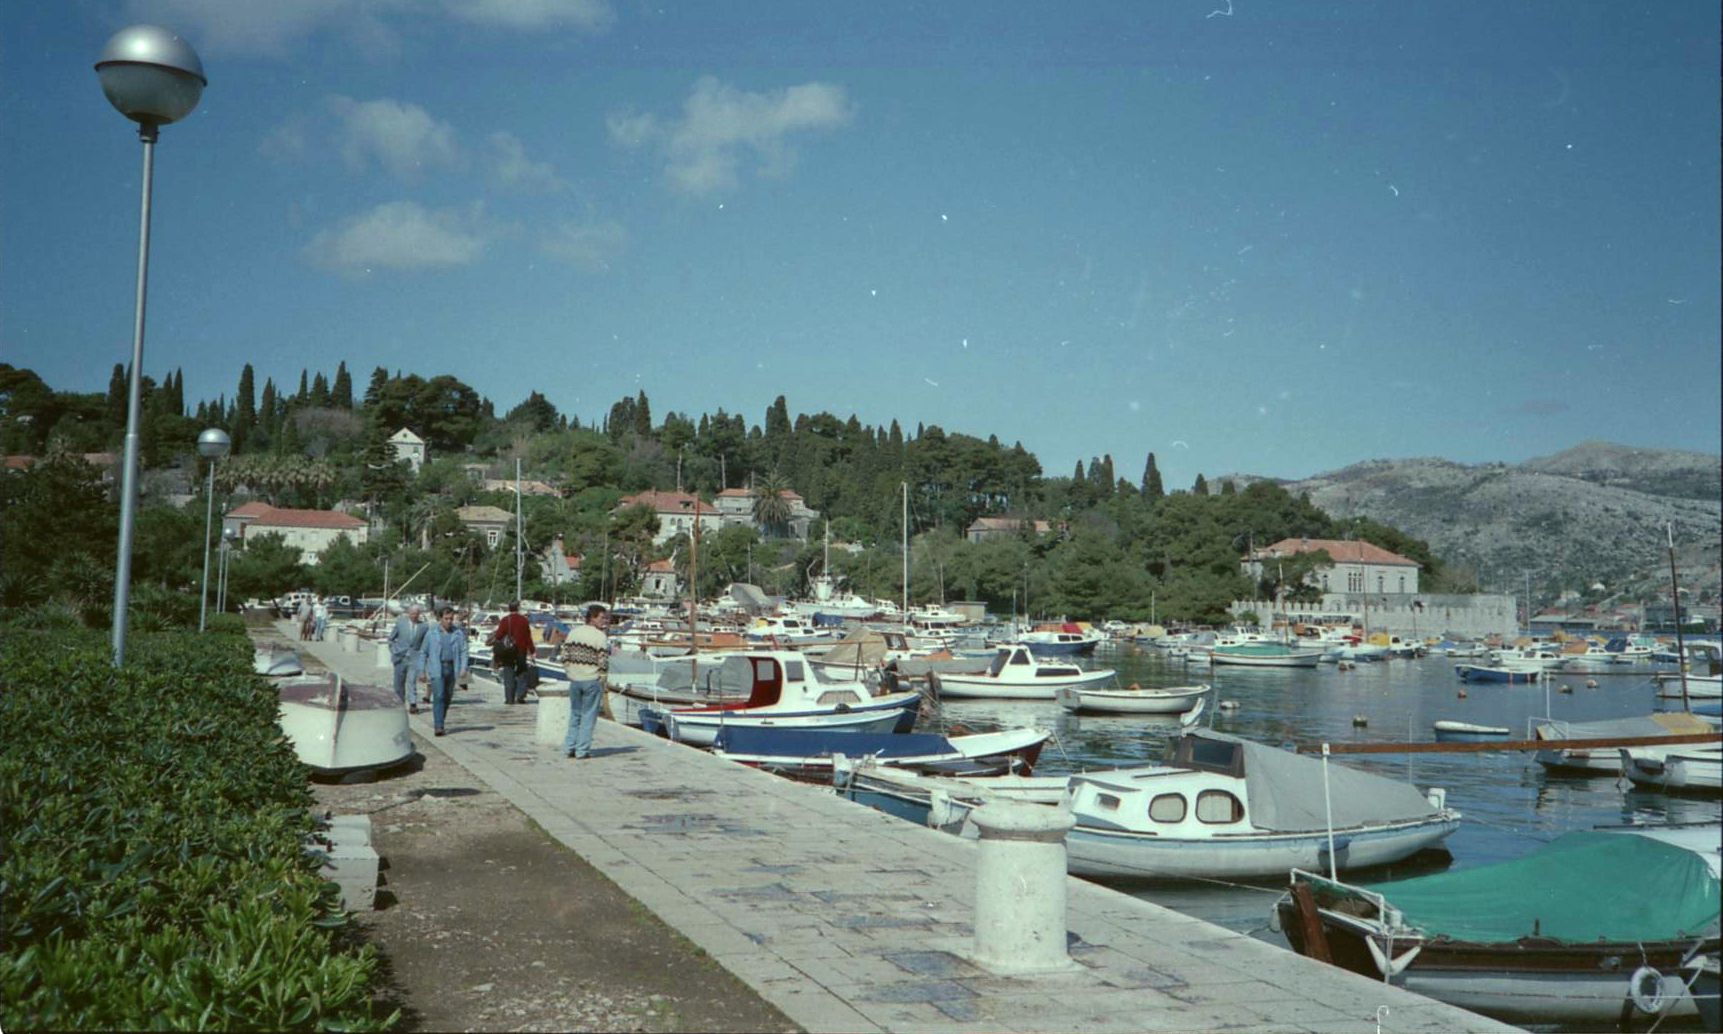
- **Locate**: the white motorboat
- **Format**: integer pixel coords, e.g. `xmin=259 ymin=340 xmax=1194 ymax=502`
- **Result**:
xmin=1060 ymin=730 xmax=1459 ymax=879
xmin=1209 ymin=639 xmax=1324 ymax=668
xmin=1056 ymin=683 xmax=1210 ymax=716
xmin=638 ymin=650 xmax=921 ymax=747
xmin=744 ymin=614 xmax=841 ymax=649
xmin=276 ymin=674 xmax=413 ymax=776
xmin=931 ymin=644 xmax=1115 ymax=700
xmin=1016 ymin=625 xmax=1103 ymax=656
xmin=1621 ymin=744 xmax=1723 ymax=794
xmin=1654 ymin=673 xmax=1723 ymax=700
xmin=1432 ymin=720 xmax=1510 ymax=742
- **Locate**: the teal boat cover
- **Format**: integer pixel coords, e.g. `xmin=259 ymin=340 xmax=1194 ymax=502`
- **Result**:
xmin=1361 ymin=830 xmax=1720 ymax=944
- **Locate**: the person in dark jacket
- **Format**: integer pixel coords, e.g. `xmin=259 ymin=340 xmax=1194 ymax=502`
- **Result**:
xmin=489 ymin=601 xmax=536 ymax=705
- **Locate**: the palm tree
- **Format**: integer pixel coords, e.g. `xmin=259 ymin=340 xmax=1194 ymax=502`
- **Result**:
xmin=752 ymin=470 xmax=793 ymax=539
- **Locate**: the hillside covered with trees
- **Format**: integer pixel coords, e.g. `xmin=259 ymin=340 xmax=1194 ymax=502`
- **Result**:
xmin=0 ymin=361 xmax=1462 ymax=627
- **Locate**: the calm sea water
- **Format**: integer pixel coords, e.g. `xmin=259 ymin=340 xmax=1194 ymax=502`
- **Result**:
xmin=921 ymin=642 xmax=1720 ymax=962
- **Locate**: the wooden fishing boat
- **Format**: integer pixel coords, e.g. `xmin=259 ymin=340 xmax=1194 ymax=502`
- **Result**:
xmin=1277 ymin=824 xmax=1721 ymax=1027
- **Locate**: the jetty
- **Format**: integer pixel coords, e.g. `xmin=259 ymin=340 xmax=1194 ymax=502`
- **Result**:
xmin=290 ymin=624 xmax=1515 ymax=1033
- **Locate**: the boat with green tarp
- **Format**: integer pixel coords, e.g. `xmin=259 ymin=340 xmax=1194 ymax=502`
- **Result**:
xmin=1276 ymin=825 xmax=1721 ymax=1026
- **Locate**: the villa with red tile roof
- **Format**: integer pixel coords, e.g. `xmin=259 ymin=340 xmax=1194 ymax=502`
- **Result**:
xmin=713 ymin=486 xmax=819 ymax=540
xmin=1243 ymin=537 xmax=1421 ymax=595
xmin=224 ymin=502 xmax=368 ymax=565
xmin=613 ymin=490 xmax=725 ymax=546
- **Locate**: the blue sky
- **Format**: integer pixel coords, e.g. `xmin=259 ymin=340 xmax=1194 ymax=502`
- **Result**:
xmin=3 ymin=1 xmax=1718 ymax=490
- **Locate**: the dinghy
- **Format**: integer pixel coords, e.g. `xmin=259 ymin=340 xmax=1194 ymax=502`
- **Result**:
xmin=1431 ymin=720 xmax=1509 ymax=742
xmin=711 ymin=725 xmax=1049 ymax=780
xmin=276 ymin=674 xmax=413 ymax=776
xmin=1057 ymin=683 xmax=1209 ymax=715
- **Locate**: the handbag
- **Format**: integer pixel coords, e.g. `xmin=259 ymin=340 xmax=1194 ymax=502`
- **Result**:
xmin=492 ymin=629 xmax=519 ymax=666
xmin=522 ymin=661 xmax=540 ymax=690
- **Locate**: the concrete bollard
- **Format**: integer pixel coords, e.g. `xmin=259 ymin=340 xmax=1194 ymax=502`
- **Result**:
xmin=536 ymin=688 xmax=570 ymax=746
xmin=376 ymin=641 xmax=392 ymax=670
xmin=970 ymin=800 xmax=1078 ymax=974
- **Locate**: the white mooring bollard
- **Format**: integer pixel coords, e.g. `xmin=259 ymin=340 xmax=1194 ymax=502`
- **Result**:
xmin=535 ymin=687 xmax=570 ymax=746
xmin=970 ymin=799 xmax=1078 ymax=974
xmin=375 ymin=641 xmax=392 ymax=670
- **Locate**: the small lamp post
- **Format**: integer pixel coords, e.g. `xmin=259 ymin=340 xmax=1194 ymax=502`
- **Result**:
xmin=96 ymin=25 xmax=206 ymax=665
xmin=197 ymin=428 xmax=230 ymax=630
xmin=217 ymin=527 xmax=239 ymax=615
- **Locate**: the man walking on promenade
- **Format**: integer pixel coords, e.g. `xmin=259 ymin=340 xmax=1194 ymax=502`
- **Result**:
xmin=419 ymin=606 xmax=469 ymax=737
xmin=312 ymin=597 xmax=330 ymax=641
xmin=489 ymin=601 xmax=535 ymax=705
xmin=388 ymin=604 xmax=428 ymax=711
xmin=560 ymin=604 xmax=610 ymax=759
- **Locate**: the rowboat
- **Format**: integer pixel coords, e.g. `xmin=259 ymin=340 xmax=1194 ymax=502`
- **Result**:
xmin=276 ymin=674 xmax=413 ymax=776
xmin=711 ymin=725 xmax=1049 ymax=780
xmin=1431 ymin=720 xmax=1510 ymax=742
xmin=1277 ymin=824 xmax=1721 ymax=1027
xmin=932 ymin=644 xmax=1115 ymax=700
xmin=1056 ymin=683 xmax=1210 ymax=715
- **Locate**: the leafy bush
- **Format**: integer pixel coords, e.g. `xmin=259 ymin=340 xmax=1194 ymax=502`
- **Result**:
xmin=0 ymin=627 xmax=397 ymax=1031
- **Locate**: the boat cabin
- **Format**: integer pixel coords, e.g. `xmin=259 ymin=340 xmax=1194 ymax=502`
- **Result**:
xmin=680 ymin=651 xmax=871 ymax=712
xmin=987 ymin=645 xmax=1085 ymax=679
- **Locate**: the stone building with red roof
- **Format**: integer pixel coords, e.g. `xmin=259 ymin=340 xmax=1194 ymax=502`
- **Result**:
xmin=1243 ymin=537 xmax=1422 ymax=596
xmin=224 ymin=502 xmax=368 ymax=565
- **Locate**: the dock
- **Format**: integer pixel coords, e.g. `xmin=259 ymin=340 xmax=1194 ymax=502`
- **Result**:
xmin=289 ymin=625 xmax=1518 ymax=1033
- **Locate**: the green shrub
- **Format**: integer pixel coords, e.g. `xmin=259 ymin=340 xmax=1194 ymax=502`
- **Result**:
xmin=0 ymin=626 xmax=397 ymax=1031
xmin=206 ymin=613 xmax=249 ymax=637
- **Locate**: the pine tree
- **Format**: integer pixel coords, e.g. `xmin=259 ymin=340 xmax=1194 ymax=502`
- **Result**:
xmin=1142 ymin=453 xmax=1164 ymax=500
xmin=364 ymin=366 xmax=388 ymax=407
xmin=331 ymin=362 xmax=353 ymax=408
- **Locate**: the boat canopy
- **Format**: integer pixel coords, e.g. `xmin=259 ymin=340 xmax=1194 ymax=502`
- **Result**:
xmin=1535 ymin=711 xmax=1713 ymax=742
xmin=1361 ymin=830 xmax=1721 ymax=944
xmin=1175 ymin=730 xmax=1439 ymax=833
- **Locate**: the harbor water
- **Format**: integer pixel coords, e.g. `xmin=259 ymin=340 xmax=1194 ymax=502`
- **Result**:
xmin=922 ymin=642 xmax=1719 ymax=1028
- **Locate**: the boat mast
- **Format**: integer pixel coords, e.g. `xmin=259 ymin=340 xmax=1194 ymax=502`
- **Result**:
xmin=901 ymin=481 xmax=909 ymax=635
xmin=515 ymin=458 xmax=524 ymax=603
xmin=1667 ymin=523 xmax=1691 ymax=710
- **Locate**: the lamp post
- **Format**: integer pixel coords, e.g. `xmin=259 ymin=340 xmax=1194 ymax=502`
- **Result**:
xmin=96 ymin=25 xmax=206 ymax=666
xmin=196 ymin=428 xmax=230 ymax=630
xmin=217 ymin=528 xmax=238 ymax=615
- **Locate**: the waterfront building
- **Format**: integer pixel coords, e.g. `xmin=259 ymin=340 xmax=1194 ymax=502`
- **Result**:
xmin=1243 ymin=537 xmax=1422 ymax=596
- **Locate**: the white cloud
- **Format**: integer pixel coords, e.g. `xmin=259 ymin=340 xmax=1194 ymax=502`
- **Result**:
xmin=327 ymin=96 xmax=462 ymax=179
xmin=539 ymin=219 xmax=627 ymax=271
xmin=488 ymin=132 xmax=567 ymax=192
xmin=609 ymin=76 xmax=854 ymax=195
xmin=304 ymin=201 xmax=488 ymax=272
xmin=443 ymin=0 xmax=613 ymax=31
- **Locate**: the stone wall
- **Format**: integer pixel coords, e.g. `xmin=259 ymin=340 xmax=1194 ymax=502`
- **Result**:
xmin=1229 ymin=593 xmax=1518 ymax=640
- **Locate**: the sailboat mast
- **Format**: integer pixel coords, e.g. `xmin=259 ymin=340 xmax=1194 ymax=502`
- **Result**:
xmin=1667 ymin=523 xmax=1691 ymax=710
xmin=515 ymin=458 xmax=524 ymax=602
xmin=901 ymin=481 xmax=909 ymax=634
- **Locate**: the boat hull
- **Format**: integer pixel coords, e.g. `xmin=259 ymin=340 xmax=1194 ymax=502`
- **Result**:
xmin=1455 ymin=664 xmax=1543 ymax=684
xmin=1057 ymin=685 xmax=1208 ymax=715
xmin=662 ymin=697 xmax=918 ymax=747
xmin=935 ymin=667 xmax=1114 ymax=700
xmin=1067 ymin=813 xmax=1460 ymax=880
xmin=1210 ymin=647 xmax=1322 ymax=668
xmin=277 ymin=676 xmax=413 ymax=775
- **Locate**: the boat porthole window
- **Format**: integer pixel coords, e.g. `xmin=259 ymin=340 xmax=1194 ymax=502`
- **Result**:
xmin=1195 ymin=789 xmax=1244 ymax=824
xmin=1095 ymin=793 xmax=1121 ymax=811
xmin=1148 ymin=793 xmax=1186 ymax=823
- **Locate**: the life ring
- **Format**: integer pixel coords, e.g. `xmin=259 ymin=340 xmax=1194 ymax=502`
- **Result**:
xmin=1628 ymin=966 xmax=1670 ymax=1014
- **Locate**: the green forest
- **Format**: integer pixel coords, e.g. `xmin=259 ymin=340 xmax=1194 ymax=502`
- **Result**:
xmin=0 ymin=361 xmax=1469 ymax=628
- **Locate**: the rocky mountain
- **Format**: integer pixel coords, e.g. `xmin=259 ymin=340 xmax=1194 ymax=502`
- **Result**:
xmin=1235 ymin=444 xmax=1721 ymax=599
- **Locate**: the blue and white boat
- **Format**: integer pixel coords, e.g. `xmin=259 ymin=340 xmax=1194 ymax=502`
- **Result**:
xmin=1454 ymin=663 xmax=1543 ymax=684
xmin=711 ymin=724 xmax=1049 ymax=780
xmin=637 ymin=650 xmax=920 ymax=747
xmin=1016 ymin=625 xmax=1103 ymax=656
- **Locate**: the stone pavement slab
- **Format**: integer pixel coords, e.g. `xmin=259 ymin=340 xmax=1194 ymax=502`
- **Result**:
xmin=292 ymin=625 xmax=1520 ymax=1033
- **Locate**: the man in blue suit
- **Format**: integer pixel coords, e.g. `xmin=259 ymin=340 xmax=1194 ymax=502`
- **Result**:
xmin=418 ymin=606 xmax=469 ymax=736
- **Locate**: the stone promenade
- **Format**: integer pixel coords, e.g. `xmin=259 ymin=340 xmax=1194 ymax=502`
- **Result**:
xmin=294 ymin=625 xmax=1517 ymax=1033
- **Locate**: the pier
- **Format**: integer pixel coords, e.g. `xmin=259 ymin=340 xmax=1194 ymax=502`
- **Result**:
xmin=292 ymin=625 xmax=1517 ymax=1033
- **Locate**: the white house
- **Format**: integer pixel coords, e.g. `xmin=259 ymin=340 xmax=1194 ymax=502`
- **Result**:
xmin=614 ymin=490 xmax=724 ymax=546
xmin=224 ymin=502 xmax=369 ymax=565
xmin=713 ymin=486 xmax=819 ymax=540
xmin=1243 ymin=537 xmax=1421 ymax=596
xmin=389 ymin=428 xmax=425 ymax=473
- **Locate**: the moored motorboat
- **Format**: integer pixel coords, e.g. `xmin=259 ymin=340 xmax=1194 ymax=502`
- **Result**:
xmin=1060 ymin=730 xmax=1459 ymax=879
xmin=1276 ymin=824 xmax=1721 ymax=1027
xmin=932 ymin=644 xmax=1115 ymax=700
xmin=1620 ymin=744 xmax=1723 ymax=795
xmin=1454 ymin=663 xmax=1543 ymax=684
xmin=1533 ymin=711 xmax=1715 ymax=775
xmin=1017 ymin=624 xmax=1103 ymax=656
xmin=276 ymin=674 xmax=413 ymax=776
xmin=638 ymin=650 xmax=920 ymax=746
xmin=1209 ymin=640 xmax=1323 ymax=668
xmin=1056 ymin=683 xmax=1210 ymax=716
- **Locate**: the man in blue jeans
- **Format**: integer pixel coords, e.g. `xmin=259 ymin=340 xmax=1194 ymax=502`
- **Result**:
xmin=418 ymin=606 xmax=469 ymax=737
xmin=559 ymin=604 xmax=610 ymax=759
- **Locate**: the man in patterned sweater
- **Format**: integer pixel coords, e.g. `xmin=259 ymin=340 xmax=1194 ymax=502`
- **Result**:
xmin=559 ymin=604 xmax=611 ymax=759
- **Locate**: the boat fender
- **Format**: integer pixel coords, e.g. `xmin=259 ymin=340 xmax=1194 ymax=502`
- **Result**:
xmin=1628 ymin=966 xmax=1670 ymax=1014
xmin=1365 ymin=937 xmax=1421 ymax=978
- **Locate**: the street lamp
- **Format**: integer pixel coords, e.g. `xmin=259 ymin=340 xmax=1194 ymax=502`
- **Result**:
xmin=96 ymin=25 xmax=206 ymax=666
xmin=196 ymin=428 xmax=230 ymax=630
xmin=217 ymin=527 xmax=239 ymax=616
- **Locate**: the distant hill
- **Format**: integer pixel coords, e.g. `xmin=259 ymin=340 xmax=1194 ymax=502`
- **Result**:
xmin=1228 ymin=444 xmax=1722 ymax=598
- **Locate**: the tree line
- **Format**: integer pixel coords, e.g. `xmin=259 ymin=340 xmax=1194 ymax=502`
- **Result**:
xmin=0 ymin=361 xmax=1468 ymax=628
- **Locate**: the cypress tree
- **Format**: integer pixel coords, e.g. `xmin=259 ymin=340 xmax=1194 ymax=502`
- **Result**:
xmin=633 ymin=390 xmax=652 ymax=438
xmin=1193 ymin=473 xmax=1209 ymax=496
xmin=331 ymin=362 xmax=353 ymax=408
xmin=364 ymin=366 xmax=388 ymax=407
xmin=106 ymin=363 xmax=127 ymax=428
xmin=295 ymin=370 xmax=309 ymax=404
xmin=233 ymin=364 xmax=256 ymax=451
xmin=310 ymin=372 xmax=329 ymax=407
xmin=1142 ymin=453 xmax=1164 ymax=500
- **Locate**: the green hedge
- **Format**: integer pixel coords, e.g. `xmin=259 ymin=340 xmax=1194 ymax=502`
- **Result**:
xmin=0 ymin=627 xmax=396 ymax=1031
